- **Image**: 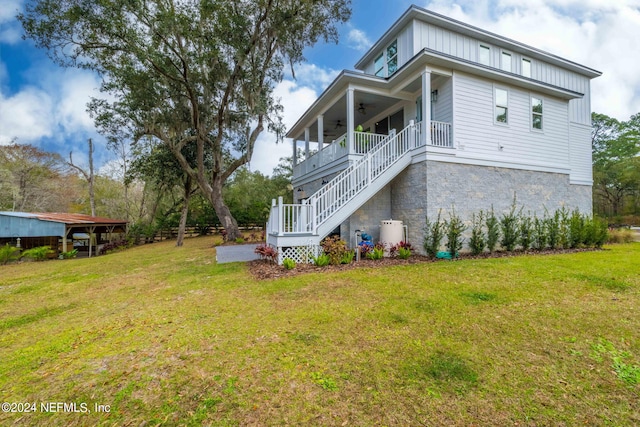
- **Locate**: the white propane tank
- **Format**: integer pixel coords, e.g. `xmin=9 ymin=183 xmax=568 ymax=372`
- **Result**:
xmin=380 ymin=219 xmax=404 ymax=255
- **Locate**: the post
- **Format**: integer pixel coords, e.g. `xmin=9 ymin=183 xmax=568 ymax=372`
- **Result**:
xmin=292 ymin=139 xmax=298 ymax=167
xmin=304 ymin=128 xmax=310 ymax=159
xmin=422 ymin=69 xmax=432 ymax=146
xmin=277 ymin=196 xmax=284 ymax=236
xmin=317 ymin=115 xmax=324 ymax=164
xmin=346 ymin=88 xmax=355 ymax=155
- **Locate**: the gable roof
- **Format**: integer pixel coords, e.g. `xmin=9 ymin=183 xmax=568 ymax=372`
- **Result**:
xmin=354 ymin=5 xmax=602 ymax=79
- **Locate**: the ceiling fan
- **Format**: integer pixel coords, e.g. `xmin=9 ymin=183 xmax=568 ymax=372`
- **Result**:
xmin=358 ymin=103 xmax=367 ymax=115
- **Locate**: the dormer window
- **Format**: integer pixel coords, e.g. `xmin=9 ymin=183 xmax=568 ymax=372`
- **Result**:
xmin=501 ymin=51 xmax=512 ymax=72
xmin=374 ymin=39 xmax=398 ymax=77
xmin=479 ymin=44 xmax=491 ymax=66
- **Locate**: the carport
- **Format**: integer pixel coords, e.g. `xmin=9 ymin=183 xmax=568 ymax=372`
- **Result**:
xmin=0 ymin=212 xmax=128 ymax=257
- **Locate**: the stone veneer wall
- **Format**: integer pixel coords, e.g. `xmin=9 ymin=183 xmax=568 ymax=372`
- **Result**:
xmin=340 ymin=186 xmax=392 ymax=248
xmin=390 ymin=160 xmax=592 ymax=254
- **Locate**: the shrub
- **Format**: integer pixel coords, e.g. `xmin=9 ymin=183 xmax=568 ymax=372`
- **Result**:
xmin=235 ymin=237 xmax=245 ymax=244
xmin=21 ymin=246 xmax=54 ymax=261
xmin=469 ymin=211 xmax=486 ymax=256
xmin=445 ymin=209 xmax=466 ymax=259
xmin=321 ymin=235 xmax=350 ymax=266
xmin=311 ymin=253 xmax=330 ymax=267
xmin=60 ymin=249 xmax=78 ymax=259
xmin=531 ymin=214 xmax=548 ymax=251
xmin=366 ymin=244 xmax=385 ymax=261
xmin=607 ymin=228 xmax=634 ymax=244
xmin=545 ymin=209 xmax=561 ymax=249
xmin=558 ymin=207 xmax=571 ymax=249
xmin=397 ymin=247 xmax=411 ymax=260
xmin=254 ymin=244 xmax=278 ymax=263
xmin=283 ymin=258 xmax=296 ymax=270
xmin=423 ymin=210 xmax=445 ymax=258
xmin=0 ymin=244 xmax=21 ymax=265
xmin=99 ymin=239 xmax=130 ymax=255
xmin=389 ymin=241 xmax=412 ymax=258
xmin=500 ymin=201 xmax=521 ymax=252
xmin=518 ymin=212 xmax=533 ymax=251
xmin=486 ymin=206 xmax=500 ymax=253
xmin=340 ymin=250 xmax=355 ymax=264
xmin=569 ymin=209 xmax=585 ymax=248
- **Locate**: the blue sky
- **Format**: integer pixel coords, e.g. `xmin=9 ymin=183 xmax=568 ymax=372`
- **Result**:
xmin=2 ymin=0 xmax=640 ymax=176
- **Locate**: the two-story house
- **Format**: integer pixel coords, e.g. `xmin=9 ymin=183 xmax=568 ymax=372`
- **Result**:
xmin=266 ymin=5 xmax=601 ymax=263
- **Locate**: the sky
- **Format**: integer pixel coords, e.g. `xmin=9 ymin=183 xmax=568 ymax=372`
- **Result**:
xmin=1 ymin=0 xmax=640 ymax=176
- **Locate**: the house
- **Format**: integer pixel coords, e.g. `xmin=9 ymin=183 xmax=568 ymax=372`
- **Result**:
xmin=266 ymin=5 xmax=600 ymax=263
xmin=0 ymin=212 xmax=128 ymax=257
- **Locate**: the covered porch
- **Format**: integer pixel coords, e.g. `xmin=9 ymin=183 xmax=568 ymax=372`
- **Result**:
xmin=287 ymin=65 xmax=455 ymax=185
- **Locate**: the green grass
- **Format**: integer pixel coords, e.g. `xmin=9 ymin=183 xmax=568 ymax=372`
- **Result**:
xmin=1 ymin=239 xmax=639 ymax=426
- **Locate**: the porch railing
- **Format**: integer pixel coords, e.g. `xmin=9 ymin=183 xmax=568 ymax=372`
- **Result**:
xmin=415 ymin=120 xmax=453 ymax=148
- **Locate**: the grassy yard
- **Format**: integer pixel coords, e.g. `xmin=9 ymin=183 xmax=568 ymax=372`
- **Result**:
xmin=1 ymin=239 xmax=639 ymax=426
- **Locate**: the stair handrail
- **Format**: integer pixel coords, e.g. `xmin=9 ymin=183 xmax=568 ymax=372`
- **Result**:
xmin=308 ymin=121 xmax=418 ymax=234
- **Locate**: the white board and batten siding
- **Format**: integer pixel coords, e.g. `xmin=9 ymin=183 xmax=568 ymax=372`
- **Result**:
xmin=452 ymin=72 xmax=571 ymax=171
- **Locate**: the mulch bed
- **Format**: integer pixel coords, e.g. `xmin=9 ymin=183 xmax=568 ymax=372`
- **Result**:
xmin=248 ymin=247 xmax=603 ymax=280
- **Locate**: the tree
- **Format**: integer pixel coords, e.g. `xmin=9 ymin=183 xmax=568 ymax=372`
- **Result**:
xmin=68 ymin=139 xmax=96 ymax=216
xmin=591 ymin=112 xmax=640 ymax=217
xmin=19 ymin=0 xmax=351 ymax=241
xmin=0 ymin=143 xmax=75 ymax=212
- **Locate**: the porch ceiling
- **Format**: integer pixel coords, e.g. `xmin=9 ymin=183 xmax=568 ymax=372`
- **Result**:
xmin=296 ymin=91 xmax=402 ymax=143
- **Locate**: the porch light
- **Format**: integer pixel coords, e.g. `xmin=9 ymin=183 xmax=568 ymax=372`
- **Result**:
xmin=358 ymin=103 xmax=366 ymax=115
xmin=431 ymin=90 xmax=438 ymax=103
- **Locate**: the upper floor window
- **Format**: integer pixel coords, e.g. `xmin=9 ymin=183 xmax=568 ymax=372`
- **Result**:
xmin=531 ymin=96 xmax=543 ymax=130
xmin=501 ymin=51 xmax=512 ymax=72
xmin=495 ymin=88 xmax=508 ymax=124
xmin=374 ymin=53 xmax=384 ymax=77
xmin=522 ymin=58 xmax=532 ymax=78
xmin=387 ymin=40 xmax=398 ymax=75
xmin=373 ymin=39 xmax=398 ymax=78
xmin=479 ymin=44 xmax=491 ymax=66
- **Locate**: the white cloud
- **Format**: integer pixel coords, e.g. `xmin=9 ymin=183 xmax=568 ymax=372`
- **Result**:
xmin=0 ymin=0 xmax=25 ymax=44
xmin=250 ymin=79 xmax=318 ymax=175
xmin=286 ymin=63 xmax=340 ymax=94
xmin=424 ymin=0 xmax=640 ymax=120
xmin=0 ymin=86 xmax=54 ymax=144
xmin=347 ymin=28 xmax=372 ymax=52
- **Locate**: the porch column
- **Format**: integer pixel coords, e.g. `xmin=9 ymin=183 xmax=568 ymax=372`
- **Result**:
xmin=304 ymin=127 xmax=310 ymax=159
xmin=422 ymin=69 xmax=432 ymax=146
xmin=346 ymin=87 xmax=355 ymax=154
xmin=292 ymin=139 xmax=298 ymax=167
xmin=317 ymin=114 xmax=324 ymax=163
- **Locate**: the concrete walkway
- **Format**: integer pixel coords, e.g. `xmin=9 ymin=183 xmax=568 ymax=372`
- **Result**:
xmin=215 ymin=244 xmax=260 ymax=263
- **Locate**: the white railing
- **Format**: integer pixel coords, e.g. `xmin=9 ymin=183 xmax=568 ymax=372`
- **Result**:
xmin=415 ymin=120 xmax=453 ymax=148
xmin=268 ymin=198 xmax=314 ymax=235
xmin=293 ymin=131 xmax=389 ymax=177
xmin=308 ymin=124 xmax=417 ymax=233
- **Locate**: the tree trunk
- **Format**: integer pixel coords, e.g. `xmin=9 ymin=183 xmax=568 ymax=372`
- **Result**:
xmin=176 ymin=177 xmax=192 ymax=247
xmin=209 ymin=177 xmax=241 ymax=241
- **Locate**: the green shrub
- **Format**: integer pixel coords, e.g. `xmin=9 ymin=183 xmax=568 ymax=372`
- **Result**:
xmin=0 ymin=244 xmax=21 ymax=265
xmin=60 ymin=249 xmax=78 ymax=259
xmin=235 ymin=237 xmax=245 ymax=244
xmin=445 ymin=209 xmax=466 ymax=259
xmin=366 ymin=244 xmax=385 ymax=261
xmin=397 ymin=246 xmax=411 ymax=260
xmin=569 ymin=209 xmax=585 ymax=248
xmin=469 ymin=211 xmax=486 ymax=256
xmin=500 ymin=201 xmax=521 ymax=252
xmin=545 ymin=209 xmax=560 ymax=249
xmin=311 ymin=253 xmax=330 ymax=267
xmin=558 ymin=207 xmax=571 ymax=249
xmin=518 ymin=212 xmax=533 ymax=251
xmin=340 ymin=250 xmax=355 ymax=264
xmin=21 ymin=246 xmax=54 ymax=261
xmin=531 ymin=214 xmax=548 ymax=251
xmin=423 ymin=210 xmax=445 ymax=258
xmin=283 ymin=258 xmax=296 ymax=270
xmin=486 ymin=206 xmax=500 ymax=253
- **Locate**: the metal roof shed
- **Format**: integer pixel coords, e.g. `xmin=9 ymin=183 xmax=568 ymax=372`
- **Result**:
xmin=0 ymin=212 xmax=128 ymax=257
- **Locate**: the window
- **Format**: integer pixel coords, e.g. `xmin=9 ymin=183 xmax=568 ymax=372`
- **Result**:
xmin=495 ymin=88 xmax=508 ymax=124
xmin=531 ymin=96 xmax=543 ymax=130
xmin=387 ymin=40 xmax=398 ymax=75
xmin=479 ymin=44 xmax=491 ymax=65
xmin=501 ymin=51 xmax=512 ymax=72
xmin=374 ymin=53 xmax=384 ymax=77
xmin=522 ymin=58 xmax=531 ymax=78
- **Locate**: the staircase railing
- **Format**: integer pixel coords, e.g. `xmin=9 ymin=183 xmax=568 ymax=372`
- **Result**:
xmin=308 ymin=122 xmax=419 ymax=234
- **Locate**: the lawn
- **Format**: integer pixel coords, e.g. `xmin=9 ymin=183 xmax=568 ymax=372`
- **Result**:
xmin=1 ymin=238 xmax=639 ymax=426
